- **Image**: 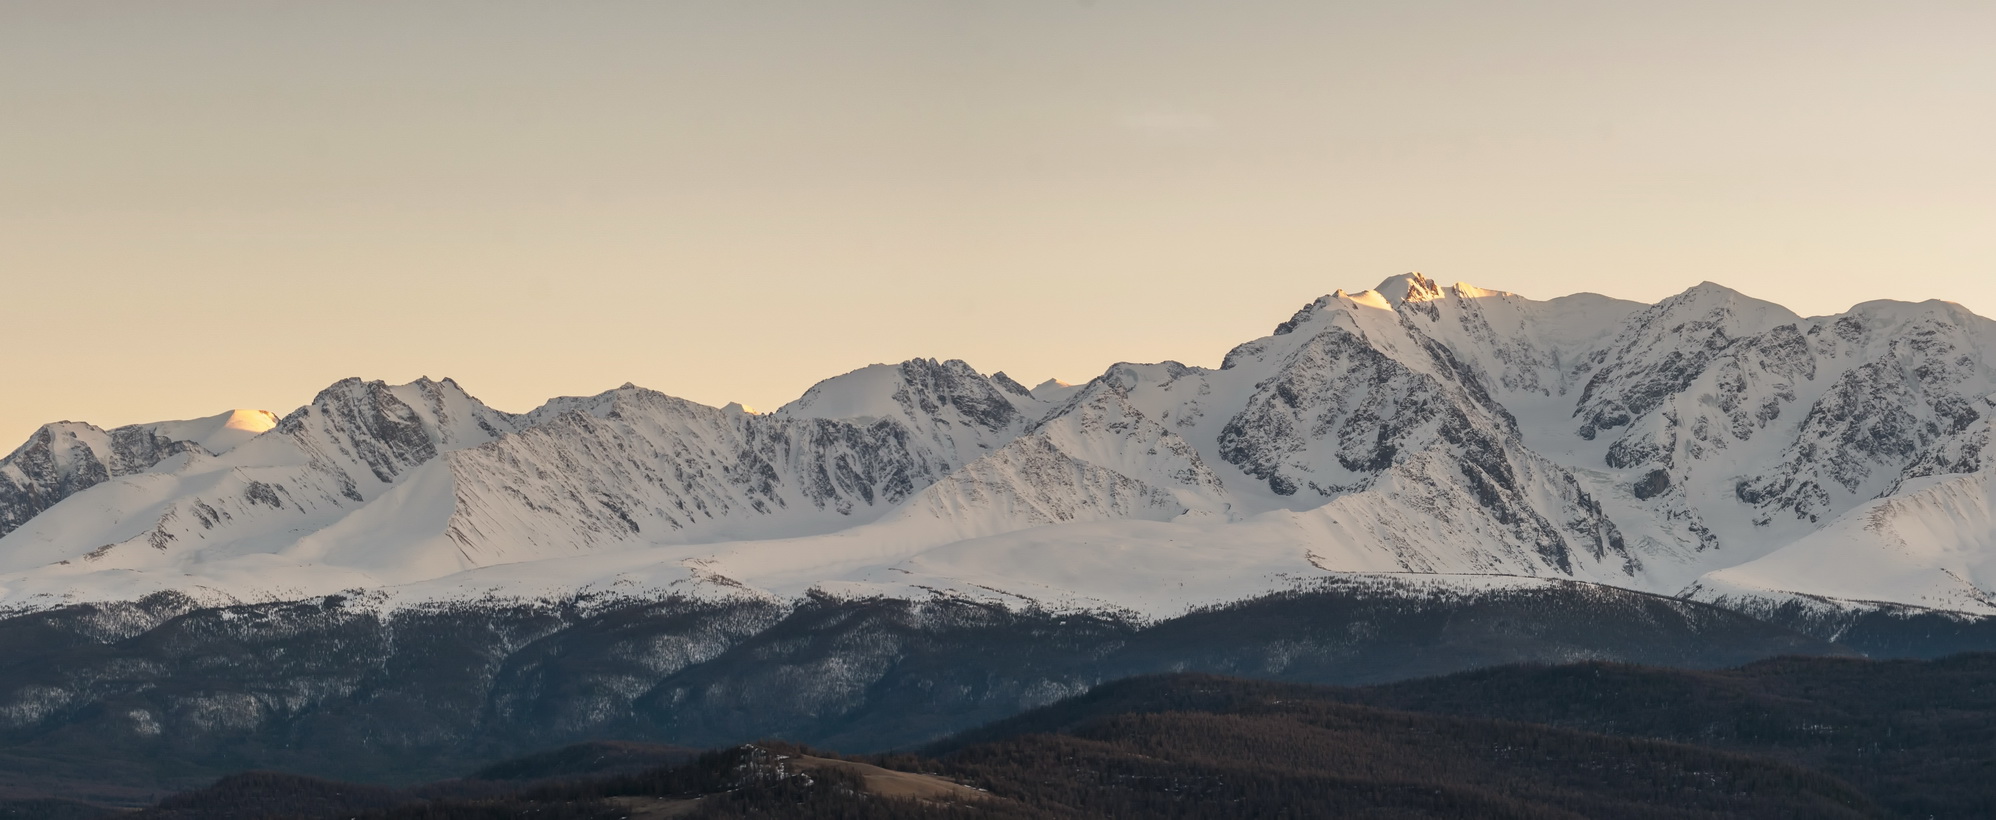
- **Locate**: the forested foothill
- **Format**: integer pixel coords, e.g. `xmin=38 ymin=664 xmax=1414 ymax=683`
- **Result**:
xmin=40 ymin=653 xmax=1990 ymax=819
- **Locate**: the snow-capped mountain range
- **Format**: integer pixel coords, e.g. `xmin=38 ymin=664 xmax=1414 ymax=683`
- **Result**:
xmin=6 ymin=274 xmax=1995 ymax=620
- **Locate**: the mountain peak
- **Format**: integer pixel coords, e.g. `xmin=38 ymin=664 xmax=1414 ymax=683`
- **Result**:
xmin=153 ymin=409 xmax=277 ymax=454
xmin=1684 ymin=280 xmax=1744 ymax=297
xmin=778 ymin=363 xmax=906 ymax=421
xmin=1652 ymin=281 xmax=1800 ymax=325
xmin=1373 ymin=272 xmax=1445 ymax=306
xmin=1668 ymin=280 xmax=1778 ymax=305
xmin=218 ymin=408 xmax=279 ymax=434
xmin=989 ymin=372 xmax=1033 ymax=397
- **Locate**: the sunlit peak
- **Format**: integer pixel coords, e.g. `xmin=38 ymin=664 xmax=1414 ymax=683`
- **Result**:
xmin=221 ymin=409 xmax=279 ymax=434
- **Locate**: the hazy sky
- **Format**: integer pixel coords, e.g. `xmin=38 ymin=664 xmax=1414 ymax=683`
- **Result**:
xmin=4 ymin=1 xmax=1993 ymax=445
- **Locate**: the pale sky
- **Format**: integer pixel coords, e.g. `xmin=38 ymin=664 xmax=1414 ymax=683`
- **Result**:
xmin=4 ymin=1 xmax=1993 ymax=445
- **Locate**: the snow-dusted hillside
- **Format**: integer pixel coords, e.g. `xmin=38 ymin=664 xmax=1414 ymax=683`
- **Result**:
xmin=5 ymin=274 xmax=1995 ymax=620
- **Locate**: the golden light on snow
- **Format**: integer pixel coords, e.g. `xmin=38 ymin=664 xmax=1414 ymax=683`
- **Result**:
xmin=221 ymin=409 xmax=280 ymax=434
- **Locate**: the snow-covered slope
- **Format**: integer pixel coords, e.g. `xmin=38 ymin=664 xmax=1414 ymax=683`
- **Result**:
xmin=1688 ymin=469 xmax=1996 ymax=616
xmin=0 ymin=408 xmax=279 ymax=540
xmin=4 ymin=274 xmax=1996 ymax=620
xmin=0 ymin=377 xmax=520 ymax=604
